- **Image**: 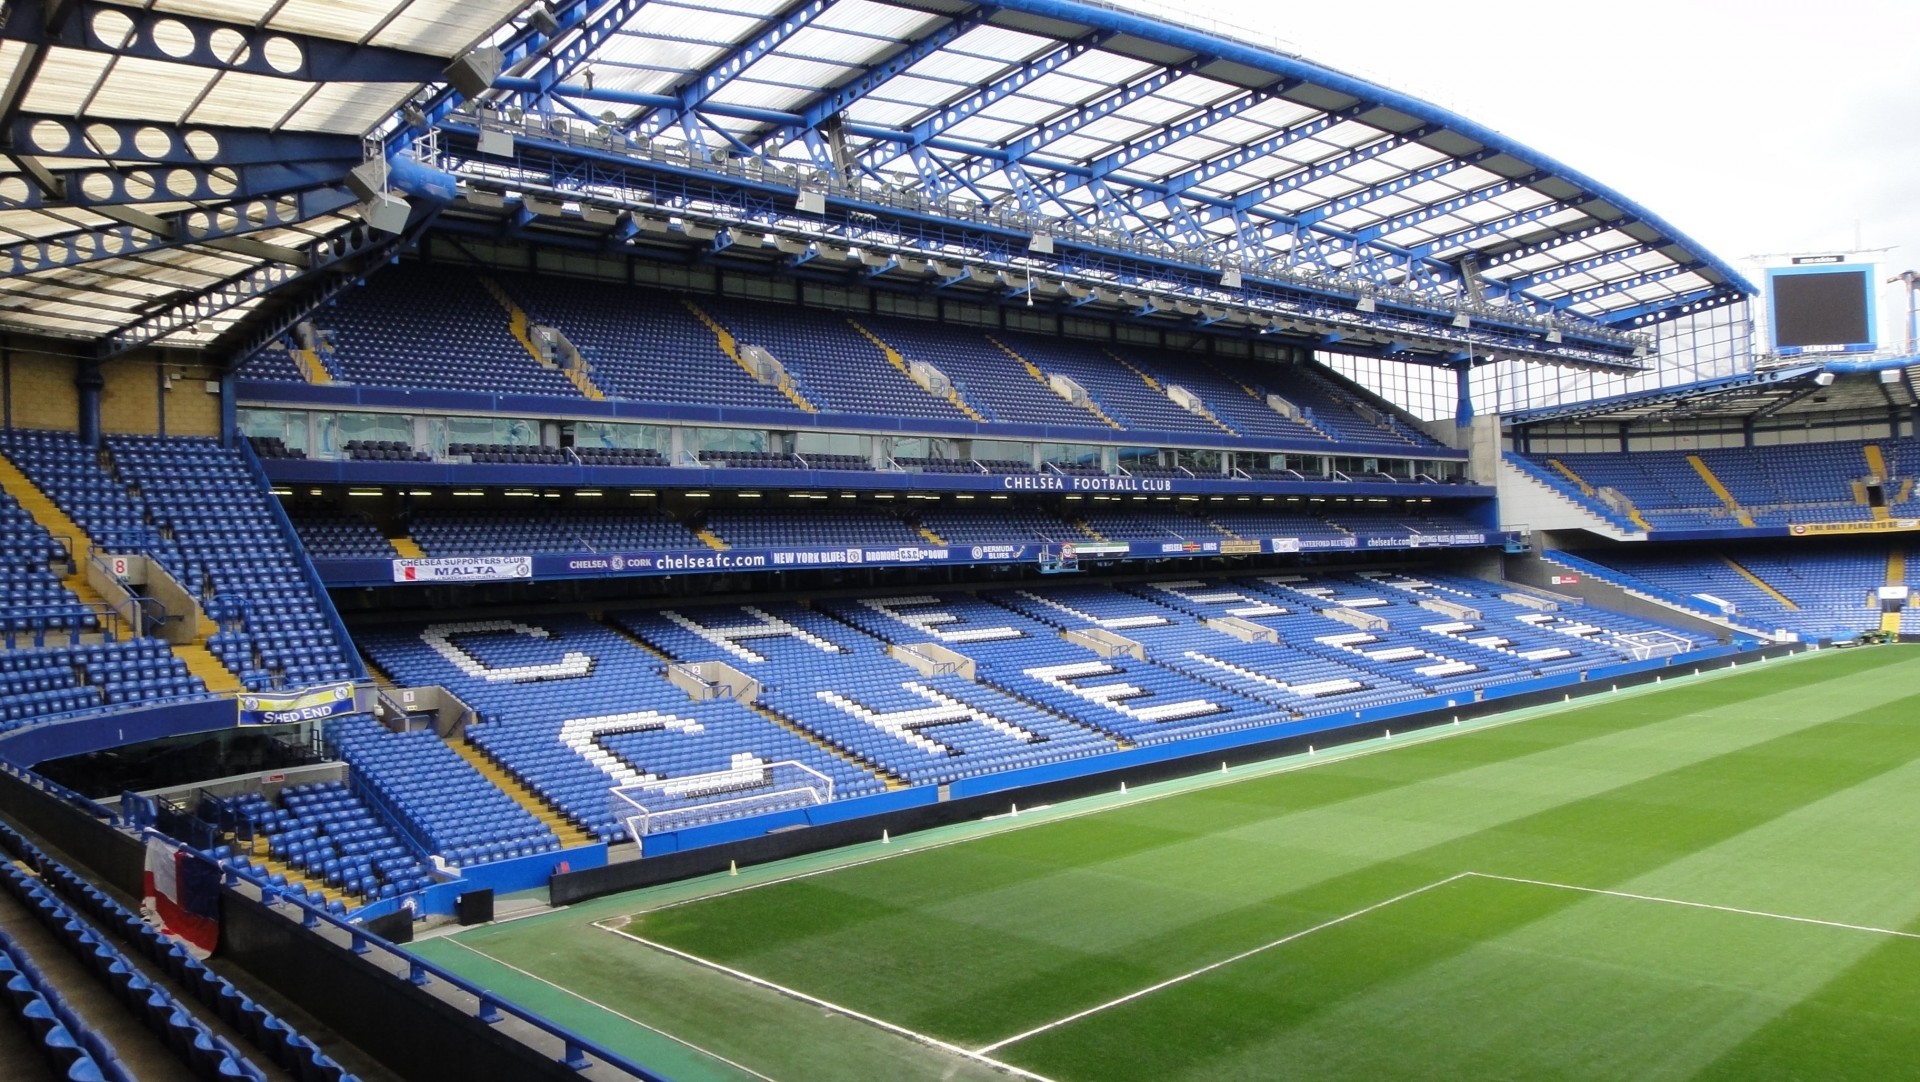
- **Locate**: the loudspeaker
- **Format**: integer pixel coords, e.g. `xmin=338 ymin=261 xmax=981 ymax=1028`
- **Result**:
xmin=346 ymin=159 xmax=388 ymax=203
xmin=454 ymin=888 xmax=494 ymax=926
xmin=359 ymin=192 xmax=412 ymax=235
xmin=444 ymin=47 xmax=504 ymax=99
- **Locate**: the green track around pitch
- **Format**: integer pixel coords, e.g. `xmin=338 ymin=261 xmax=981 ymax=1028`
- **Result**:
xmin=417 ymin=647 xmax=1920 ymax=1081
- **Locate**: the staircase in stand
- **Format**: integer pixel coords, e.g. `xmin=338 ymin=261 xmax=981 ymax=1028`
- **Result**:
xmin=0 ymin=448 xmax=243 ymax=691
xmin=1105 ymin=348 xmax=1237 ymax=436
xmin=682 ymin=298 xmax=816 ymax=412
xmin=479 ymin=275 xmax=606 ymax=400
xmin=988 ymin=336 xmax=1119 ymax=428
xmin=1686 ymin=455 xmax=1754 ymax=528
xmin=846 ymin=318 xmax=987 ymax=422
xmin=448 ymin=737 xmax=593 ymax=848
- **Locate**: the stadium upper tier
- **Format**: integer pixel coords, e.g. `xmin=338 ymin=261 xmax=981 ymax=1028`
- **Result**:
xmin=1519 ymin=439 xmax=1918 ymax=533
xmin=238 ymin=264 xmax=1445 ymax=455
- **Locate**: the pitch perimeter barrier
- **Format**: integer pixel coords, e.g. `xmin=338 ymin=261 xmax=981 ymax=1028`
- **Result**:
xmin=552 ymin=642 xmax=1793 ymax=905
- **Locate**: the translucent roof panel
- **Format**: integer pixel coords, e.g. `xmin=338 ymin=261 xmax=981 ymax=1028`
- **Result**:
xmin=0 ymin=0 xmax=523 ymax=348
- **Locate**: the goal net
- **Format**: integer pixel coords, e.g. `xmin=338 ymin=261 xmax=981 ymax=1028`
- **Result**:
xmin=1616 ymin=630 xmax=1693 ymax=661
xmin=610 ymin=757 xmax=833 ymax=847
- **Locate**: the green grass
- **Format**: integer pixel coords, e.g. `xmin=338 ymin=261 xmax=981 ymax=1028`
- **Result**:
xmin=415 ymin=646 xmax=1920 ymax=1081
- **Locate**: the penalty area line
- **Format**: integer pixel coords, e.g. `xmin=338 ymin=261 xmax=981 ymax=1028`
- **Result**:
xmin=1467 ymin=872 xmax=1920 ymax=941
xmin=599 ymin=920 xmax=1063 ymax=1082
xmin=974 ymin=871 xmax=1477 ymax=1055
xmin=437 ymin=937 xmax=785 ymax=1082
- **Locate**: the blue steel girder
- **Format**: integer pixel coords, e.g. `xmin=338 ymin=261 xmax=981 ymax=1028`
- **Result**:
xmin=1484 ymin=216 xmax=1643 ymax=268
xmin=0 ymin=186 xmax=356 ymax=275
xmin=1560 ymin=261 xmax=1702 ymax=308
xmin=4 ymin=0 xmax=447 ymax=82
xmin=861 ymin=27 xmax=1122 ymax=173
xmin=1291 ymin=147 xmax=1500 ymax=230
xmin=108 ymin=220 xmax=404 ymax=355
xmin=390 ymin=0 xmax=598 ymax=151
xmin=1502 ymin=242 xmax=1661 ymax=294
xmin=1352 ymin=173 xmax=1542 ymax=244
xmin=950 ymin=55 xmax=1203 ymax=186
xmin=638 ymin=0 xmax=832 ymax=137
xmin=1084 ymin=77 xmax=1265 ymax=181
xmin=752 ymin=10 xmax=993 ymax=155
xmin=1407 ymin=199 xmax=1581 ymax=259
xmin=1601 ymin=284 xmax=1742 ymax=328
xmin=7 ymin=115 xmax=361 ymax=167
xmin=0 ymin=160 xmax=356 ymax=211
xmin=1158 ymin=111 xmax=1418 ymax=222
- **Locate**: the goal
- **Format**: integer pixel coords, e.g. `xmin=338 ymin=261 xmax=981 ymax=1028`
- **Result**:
xmin=609 ymin=758 xmax=833 ymax=848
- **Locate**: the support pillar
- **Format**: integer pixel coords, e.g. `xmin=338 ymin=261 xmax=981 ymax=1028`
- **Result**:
xmin=220 ymin=372 xmax=237 ymax=448
xmin=1453 ymin=364 xmax=1475 ymax=428
xmin=76 ymin=361 xmax=104 ymax=447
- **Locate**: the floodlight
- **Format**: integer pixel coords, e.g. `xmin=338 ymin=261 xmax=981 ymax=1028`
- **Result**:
xmin=1814 ymin=372 xmax=1836 ymax=386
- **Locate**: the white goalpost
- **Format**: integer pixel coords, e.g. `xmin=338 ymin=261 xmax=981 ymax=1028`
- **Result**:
xmin=1617 ymin=630 xmax=1693 ymax=661
xmin=609 ymin=758 xmax=834 ymax=848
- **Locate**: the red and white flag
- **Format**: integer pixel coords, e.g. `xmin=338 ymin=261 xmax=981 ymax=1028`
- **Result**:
xmin=142 ymin=834 xmax=220 ymax=957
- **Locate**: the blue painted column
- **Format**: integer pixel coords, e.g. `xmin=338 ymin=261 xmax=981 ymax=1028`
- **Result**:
xmin=76 ymin=361 xmax=103 ymax=447
xmin=219 ymin=372 xmax=237 ymax=448
xmin=1453 ymin=363 xmax=1474 ymax=427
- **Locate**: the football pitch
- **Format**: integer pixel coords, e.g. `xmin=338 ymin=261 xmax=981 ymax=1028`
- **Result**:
xmin=411 ymin=646 xmax=1920 ymax=1081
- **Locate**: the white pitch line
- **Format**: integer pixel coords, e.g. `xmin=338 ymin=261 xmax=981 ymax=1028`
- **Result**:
xmin=439 ymin=937 xmax=785 ymax=1082
xmin=1467 ymin=872 xmax=1920 ymax=941
xmin=601 ymin=922 xmax=1062 ymax=1082
xmin=974 ymin=872 xmax=1477 ymax=1055
xmin=616 ymin=670 xmax=1713 ymax=922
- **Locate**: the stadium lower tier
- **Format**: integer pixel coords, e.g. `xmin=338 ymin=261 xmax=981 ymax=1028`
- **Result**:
xmin=346 ymin=569 xmax=1713 ymax=854
xmin=1554 ymin=541 xmax=1917 ymax=641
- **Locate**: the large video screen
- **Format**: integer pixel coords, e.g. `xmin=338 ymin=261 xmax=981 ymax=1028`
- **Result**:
xmin=1768 ymin=264 xmax=1876 ymax=353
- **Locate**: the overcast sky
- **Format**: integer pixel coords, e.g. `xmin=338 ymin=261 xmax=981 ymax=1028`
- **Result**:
xmin=1128 ymin=0 xmax=1920 ymax=348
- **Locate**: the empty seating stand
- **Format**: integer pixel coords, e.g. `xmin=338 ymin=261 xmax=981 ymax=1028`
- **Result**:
xmin=448 ymin=443 xmax=570 ymax=465
xmin=341 ymin=441 xmax=429 ymax=463
xmin=0 ymin=822 xmax=357 ymax=1082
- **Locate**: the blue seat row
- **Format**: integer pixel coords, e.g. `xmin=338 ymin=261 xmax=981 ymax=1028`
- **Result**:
xmin=0 ymin=823 xmax=355 ymax=1082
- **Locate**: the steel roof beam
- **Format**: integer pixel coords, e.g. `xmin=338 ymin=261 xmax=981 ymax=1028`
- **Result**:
xmin=1161 ymin=111 xmax=1413 ymax=222
xmin=1483 ymin=217 xmax=1640 ymax=267
xmin=7 ymin=115 xmax=361 ymax=167
xmin=1291 ymin=148 xmax=1500 ymax=230
xmin=107 ymin=219 xmax=412 ymax=355
xmin=1560 ymin=262 xmax=1702 ymax=308
xmin=753 ymin=11 xmax=993 ymax=155
xmin=0 ymin=186 xmax=354 ymax=275
xmin=389 ymin=0 xmax=599 ymax=152
xmin=638 ymin=0 xmax=831 ymax=137
xmin=1407 ymin=201 xmax=1582 ymax=259
xmin=4 ymin=0 xmax=447 ymax=82
xmin=1352 ymin=174 xmax=1540 ymax=244
xmin=860 ymin=27 xmax=1120 ymax=175
xmin=1597 ymin=285 xmax=1742 ymax=329
xmin=1 ymin=161 xmax=356 ymax=210
xmin=1500 ymin=242 xmax=1658 ymax=293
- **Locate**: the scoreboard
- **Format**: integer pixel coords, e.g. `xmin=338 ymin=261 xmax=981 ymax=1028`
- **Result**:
xmin=1766 ymin=257 xmax=1877 ymax=355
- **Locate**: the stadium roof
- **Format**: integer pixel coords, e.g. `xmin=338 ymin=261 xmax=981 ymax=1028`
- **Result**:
xmin=1505 ymin=356 xmax=1920 ymax=427
xmin=0 ymin=0 xmax=525 ymax=351
xmin=0 ymin=0 xmax=1755 ymax=366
